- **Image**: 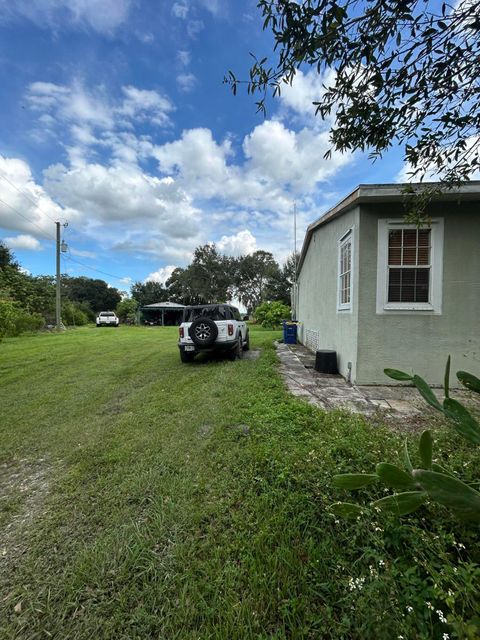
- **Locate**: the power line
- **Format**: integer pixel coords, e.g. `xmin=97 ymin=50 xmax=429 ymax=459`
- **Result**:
xmin=63 ymin=250 xmax=129 ymax=284
xmin=0 ymin=196 xmax=57 ymax=242
xmin=0 ymin=166 xmax=63 ymax=225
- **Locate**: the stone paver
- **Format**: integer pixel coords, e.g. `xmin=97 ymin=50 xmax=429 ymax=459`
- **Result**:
xmin=276 ymin=342 xmax=424 ymax=418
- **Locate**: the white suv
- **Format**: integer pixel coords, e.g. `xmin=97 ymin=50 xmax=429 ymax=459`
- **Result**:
xmin=96 ymin=311 xmax=119 ymax=327
xmin=178 ymin=304 xmax=249 ymax=363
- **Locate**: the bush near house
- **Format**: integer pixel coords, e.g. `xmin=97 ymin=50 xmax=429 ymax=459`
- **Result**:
xmin=254 ymin=300 xmax=291 ymax=329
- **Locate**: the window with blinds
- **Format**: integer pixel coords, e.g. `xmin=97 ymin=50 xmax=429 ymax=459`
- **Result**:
xmin=387 ymin=228 xmax=431 ymax=303
xmin=338 ymin=232 xmax=352 ymax=309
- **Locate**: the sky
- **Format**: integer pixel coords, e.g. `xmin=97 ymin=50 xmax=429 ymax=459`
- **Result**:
xmin=0 ymin=0 xmax=408 ymax=292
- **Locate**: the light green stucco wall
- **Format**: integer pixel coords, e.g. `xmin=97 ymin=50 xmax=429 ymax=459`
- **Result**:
xmin=297 ymin=207 xmax=360 ymax=380
xmin=357 ymin=202 xmax=480 ymax=385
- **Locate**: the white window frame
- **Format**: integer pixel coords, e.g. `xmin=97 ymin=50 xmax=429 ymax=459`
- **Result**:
xmin=337 ymin=229 xmax=353 ymax=312
xmin=376 ymin=218 xmax=444 ymax=315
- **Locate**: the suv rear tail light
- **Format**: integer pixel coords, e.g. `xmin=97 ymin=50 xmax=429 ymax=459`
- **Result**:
xmin=179 ymin=327 xmax=184 ymax=338
xmin=227 ymin=323 xmax=234 ymax=336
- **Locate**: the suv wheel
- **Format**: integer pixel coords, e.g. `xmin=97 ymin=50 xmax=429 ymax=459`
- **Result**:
xmin=228 ymin=336 xmax=242 ymax=361
xmin=189 ymin=318 xmax=218 ymax=347
xmin=243 ymin=331 xmax=250 ymax=351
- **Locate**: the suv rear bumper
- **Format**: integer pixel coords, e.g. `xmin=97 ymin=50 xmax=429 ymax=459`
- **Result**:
xmin=178 ymin=338 xmax=238 ymax=354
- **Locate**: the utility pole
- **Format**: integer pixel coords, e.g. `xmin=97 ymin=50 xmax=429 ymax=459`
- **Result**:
xmin=55 ymin=221 xmax=68 ymax=331
xmin=55 ymin=221 xmax=61 ymax=331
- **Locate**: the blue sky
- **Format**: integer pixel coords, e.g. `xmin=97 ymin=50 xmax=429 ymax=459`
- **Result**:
xmin=0 ymin=0 xmax=406 ymax=291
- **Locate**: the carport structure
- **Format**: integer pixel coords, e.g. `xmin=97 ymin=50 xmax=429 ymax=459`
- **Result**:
xmin=139 ymin=301 xmax=185 ymax=326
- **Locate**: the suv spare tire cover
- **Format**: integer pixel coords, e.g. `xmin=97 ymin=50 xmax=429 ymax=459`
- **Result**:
xmin=188 ymin=317 xmax=218 ymax=347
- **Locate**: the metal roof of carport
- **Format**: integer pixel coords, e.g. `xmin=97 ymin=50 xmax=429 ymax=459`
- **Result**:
xmin=297 ymin=181 xmax=480 ymax=275
xmin=142 ymin=301 xmax=185 ymax=309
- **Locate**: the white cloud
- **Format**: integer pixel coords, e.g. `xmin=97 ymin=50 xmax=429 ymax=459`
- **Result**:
xmin=187 ymin=19 xmax=204 ymax=37
xmin=145 ymin=265 xmax=177 ymax=284
xmin=243 ymin=120 xmax=351 ymax=191
xmin=0 ymin=0 xmax=133 ymax=35
xmin=217 ymin=230 xmax=257 ymax=256
xmin=27 ymin=81 xmax=174 ymax=135
xmin=152 ymin=122 xmax=353 ymax=212
xmin=278 ymin=68 xmax=336 ymax=122
xmin=199 ymin=0 xmax=222 ymax=15
xmin=28 ymin=81 xmax=113 ymax=129
xmin=44 ymin=163 xmax=200 ymax=238
xmin=0 ymin=156 xmax=67 ymax=240
xmin=4 ymin=234 xmax=42 ymax=251
xmin=172 ymin=2 xmax=189 ymax=19
xmin=70 ymin=247 xmax=96 ymax=258
xmin=118 ymin=86 xmax=174 ymax=128
xmin=176 ymin=73 xmax=197 ymax=93
xmin=177 ymin=50 xmax=191 ymax=66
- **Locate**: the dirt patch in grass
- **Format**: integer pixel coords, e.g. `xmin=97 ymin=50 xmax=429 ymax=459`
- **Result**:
xmin=0 ymin=459 xmax=51 ymax=570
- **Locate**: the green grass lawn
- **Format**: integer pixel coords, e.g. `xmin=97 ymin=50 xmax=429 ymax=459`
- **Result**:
xmin=0 ymin=326 xmax=479 ymax=639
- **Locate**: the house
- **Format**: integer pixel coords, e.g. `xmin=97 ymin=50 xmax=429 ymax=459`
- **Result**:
xmin=294 ymin=182 xmax=480 ymax=386
xmin=138 ymin=301 xmax=185 ymax=326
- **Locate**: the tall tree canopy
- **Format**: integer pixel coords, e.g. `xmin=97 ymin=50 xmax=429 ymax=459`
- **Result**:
xmin=131 ymin=281 xmax=169 ymax=307
xmin=62 ymin=276 xmax=122 ymax=313
xmin=233 ymin=250 xmax=282 ymax=312
xmin=228 ymin=0 xmax=480 ymax=185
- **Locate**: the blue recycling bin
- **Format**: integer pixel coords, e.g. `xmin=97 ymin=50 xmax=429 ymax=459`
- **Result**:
xmin=283 ymin=320 xmax=298 ymax=345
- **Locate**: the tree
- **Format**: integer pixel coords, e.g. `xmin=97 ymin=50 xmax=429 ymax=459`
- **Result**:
xmin=0 ymin=241 xmax=19 ymax=270
xmin=116 ymin=297 xmax=138 ymax=323
xmin=62 ymin=276 xmax=121 ymax=313
xmin=131 ymin=281 xmax=169 ymax=307
xmin=188 ymin=244 xmax=235 ymax=303
xmin=165 ymin=267 xmax=204 ymax=305
xmin=228 ymin=1 xmax=480 ymax=188
xmin=265 ymin=252 xmax=300 ymax=306
xmin=234 ymin=250 xmax=282 ymax=313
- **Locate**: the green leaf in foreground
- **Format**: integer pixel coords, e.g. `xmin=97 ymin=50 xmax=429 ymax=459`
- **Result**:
xmin=376 ymin=462 xmax=417 ymax=490
xmin=384 ymin=368 xmax=413 ymax=381
xmin=403 ymin=440 xmax=413 ymax=472
xmin=432 ymin=463 xmax=455 ymax=477
xmin=443 ymin=398 xmax=480 ymax=444
xmin=444 ymin=355 xmax=451 ymax=398
xmin=329 ymin=502 xmax=364 ymax=518
xmin=412 ymin=375 xmax=443 ymax=411
xmin=419 ymin=430 xmax=433 ymax=469
xmin=372 ymin=491 xmax=427 ymax=516
xmin=413 ymin=470 xmax=480 ymax=521
xmin=457 ymin=371 xmax=480 ymax=394
xmin=332 ymin=474 xmax=378 ymax=490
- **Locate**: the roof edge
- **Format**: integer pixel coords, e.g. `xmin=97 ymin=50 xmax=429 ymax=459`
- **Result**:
xmin=297 ymin=181 xmax=480 ymax=275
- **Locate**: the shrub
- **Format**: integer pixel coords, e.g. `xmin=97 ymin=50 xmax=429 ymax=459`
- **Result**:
xmin=116 ymin=298 xmax=138 ymax=324
xmin=0 ymin=297 xmax=44 ymax=340
xmin=62 ymin=301 xmax=89 ymax=327
xmin=254 ymin=301 xmax=291 ymax=329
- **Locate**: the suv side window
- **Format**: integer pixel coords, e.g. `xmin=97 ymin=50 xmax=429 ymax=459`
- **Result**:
xmin=222 ymin=307 xmax=233 ymax=320
xmin=232 ymin=307 xmax=242 ymax=321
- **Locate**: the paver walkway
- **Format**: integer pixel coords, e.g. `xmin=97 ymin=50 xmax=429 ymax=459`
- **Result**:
xmin=275 ymin=342 xmax=475 ymax=419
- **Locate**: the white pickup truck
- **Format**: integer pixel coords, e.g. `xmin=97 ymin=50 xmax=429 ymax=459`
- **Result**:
xmin=96 ymin=311 xmax=119 ymax=327
xmin=178 ymin=304 xmax=249 ymax=362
